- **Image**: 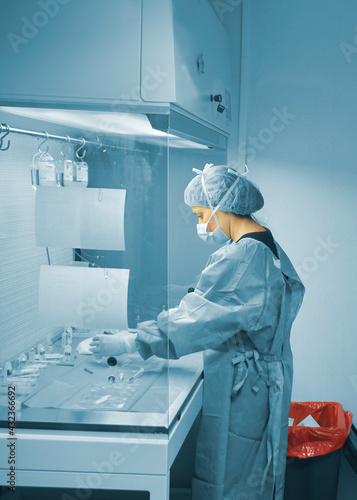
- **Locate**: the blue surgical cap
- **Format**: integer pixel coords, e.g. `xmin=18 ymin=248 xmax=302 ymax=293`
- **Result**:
xmin=184 ymin=164 xmax=264 ymax=215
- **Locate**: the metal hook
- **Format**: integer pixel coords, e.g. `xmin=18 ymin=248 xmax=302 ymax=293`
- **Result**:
xmin=60 ymin=135 xmax=71 ymax=156
xmin=38 ymin=131 xmax=50 ymax=153
xmin=0 ymin=124 xmax=11 ymax=151
xmin=76 ymin=138 xmax=86 ymax=160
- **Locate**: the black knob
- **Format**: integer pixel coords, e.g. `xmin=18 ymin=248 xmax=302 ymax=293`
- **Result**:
xmin=188 ymin=287 xmax=195 ymax=293
xmin=210 ymin=94 xmax=223 ymax=103
xmin=107 ymin=356 xmax=117 ymax=367
xmin=217 ymin=104 xmax=226 ymax=113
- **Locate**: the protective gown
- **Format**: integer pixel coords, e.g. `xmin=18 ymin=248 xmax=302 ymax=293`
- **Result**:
xmin=136 ymin=234 xmax=305 ymax=500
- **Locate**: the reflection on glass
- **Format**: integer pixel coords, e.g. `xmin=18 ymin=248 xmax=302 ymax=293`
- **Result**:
xmin=0 ymin=106 xmax=224 ymax=431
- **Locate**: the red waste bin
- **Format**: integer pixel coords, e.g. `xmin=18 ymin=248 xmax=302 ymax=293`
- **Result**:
xmin=284 ymin=402 xmax=353 ymax=500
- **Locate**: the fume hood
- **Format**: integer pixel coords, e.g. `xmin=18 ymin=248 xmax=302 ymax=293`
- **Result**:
xmin=0 ymin=0 xmax=233 ymax=134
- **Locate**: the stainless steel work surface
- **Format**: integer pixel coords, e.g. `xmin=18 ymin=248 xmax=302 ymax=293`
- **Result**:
xmin=0 ymin=346 xmax=203 ymax=433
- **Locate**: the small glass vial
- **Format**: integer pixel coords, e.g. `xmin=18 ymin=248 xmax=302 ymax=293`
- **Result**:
xmin=45 ymin=334 xmax=54 ymax=354
xmin=63 ymin=345 xmax=72 ymax=363
xmin=14 ymin=356 xmax=21 ymax=371
xmin=66 ymin=327 xmax=73 ymax=345
xmin=37 ymin=343 xmax=46 ymax=361
xmin=28 ymin=348 xmax=36 ymax=364
xmin=19 ymin=353 xmax=27 ymax=371
xmin=4 ymin=361 xmax=12 ymax=380
xmin=62 ymin=327 xmax=73 ymax=349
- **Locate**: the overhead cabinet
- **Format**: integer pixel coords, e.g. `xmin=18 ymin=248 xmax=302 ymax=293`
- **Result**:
xmin=0 ymin=0 xmax=233 ymax=132
xmin=1 ymin=0 xmax=142 ymax=104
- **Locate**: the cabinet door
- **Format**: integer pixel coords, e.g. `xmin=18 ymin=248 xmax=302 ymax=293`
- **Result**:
xmin=172 ymin=0 xmax=233 ymax=132
xmin=0 ymin=0 xmax=141 ymax=106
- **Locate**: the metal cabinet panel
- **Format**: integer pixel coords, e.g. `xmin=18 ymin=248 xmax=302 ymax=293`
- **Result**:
xmin=0 ymin=0 xmax=142 ymax=106
xmin=141 ymin=0 xmax=176 ymax=103
xmin=0 ymin=431 xmax=168 ymax=474
xmin=172 ymin=0 xmax=233 ymax=132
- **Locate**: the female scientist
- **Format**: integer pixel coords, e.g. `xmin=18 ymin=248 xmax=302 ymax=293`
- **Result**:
xmin=89 ymin=164 xmax=305 ymax=500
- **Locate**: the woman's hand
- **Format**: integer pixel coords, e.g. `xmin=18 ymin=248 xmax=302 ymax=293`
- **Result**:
xmin=89 ymin=332 xmax=137 ymax=357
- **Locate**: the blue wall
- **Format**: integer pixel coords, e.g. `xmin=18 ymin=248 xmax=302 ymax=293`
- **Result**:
xmin=243 ymin=0 xmax=357 ymax=424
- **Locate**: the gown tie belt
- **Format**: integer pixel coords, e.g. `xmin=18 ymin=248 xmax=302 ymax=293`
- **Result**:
xmin=231 ymin=349 xmax=263 ymax=398
xmin=231 ymin=349 xmax=282 ymax=398
xmin=259 ymin=378 xmax=284 ymax=494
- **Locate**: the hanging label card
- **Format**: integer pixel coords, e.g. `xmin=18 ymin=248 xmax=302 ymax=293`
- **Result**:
xmin=35 ymin=187 xmax=126 ymax=250
xmin=39 ymin=265 xmax=129 ymax=330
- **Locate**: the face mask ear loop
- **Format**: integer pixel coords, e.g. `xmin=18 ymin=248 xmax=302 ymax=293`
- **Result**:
xmin=201 ymin=173 xmax=220 ymax=226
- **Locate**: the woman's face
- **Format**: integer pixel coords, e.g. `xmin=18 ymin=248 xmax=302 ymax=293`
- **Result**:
xmin=191 ymin=206 xmax=219 ymax=232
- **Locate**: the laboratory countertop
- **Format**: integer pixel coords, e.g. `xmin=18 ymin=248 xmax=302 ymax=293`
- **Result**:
xmin=0 ymin=340 xmax=203 ymax=434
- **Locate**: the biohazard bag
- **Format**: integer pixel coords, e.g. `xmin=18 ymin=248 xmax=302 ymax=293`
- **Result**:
xmin=287 ymin=401 xmax=353 ymax=458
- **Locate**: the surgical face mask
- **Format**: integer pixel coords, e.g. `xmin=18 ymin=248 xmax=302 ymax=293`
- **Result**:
xmin=196 ymin=215 xmax=230 ymax=245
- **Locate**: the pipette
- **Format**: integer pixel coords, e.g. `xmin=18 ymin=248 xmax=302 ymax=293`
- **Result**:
xmin=128 ymin=368 xmax=144 ymax=383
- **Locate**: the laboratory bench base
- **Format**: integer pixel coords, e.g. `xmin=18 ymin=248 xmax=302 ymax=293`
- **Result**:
xmin=0 ymin=360 xmax=202 ymax=500
xmin=0 ymin=381 xmax=203 ymax=500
